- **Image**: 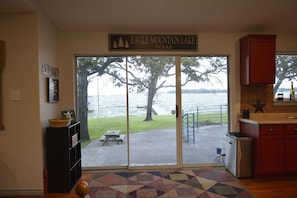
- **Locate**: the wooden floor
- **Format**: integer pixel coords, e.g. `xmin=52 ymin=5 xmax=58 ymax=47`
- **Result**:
xmin=2 ymin=177 xmax=297 ymax=197
xmin=240 ymin=177 xmax=297 ymax=198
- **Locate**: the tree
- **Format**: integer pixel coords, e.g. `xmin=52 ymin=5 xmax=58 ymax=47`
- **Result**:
xmin=77 ymin=57 xmax=123 ymax=141
xmin=181 ymin=56 xmax=227 ymax=86
xmin=128 ymin=56 xmax=176 ymax=121
xmin=274 ymin=55 xmax=297 ymax=96
xmin=103 ymin=56 xmax=227 ymax=121
xmin=77 ymin=56 xmax=227 ymax=140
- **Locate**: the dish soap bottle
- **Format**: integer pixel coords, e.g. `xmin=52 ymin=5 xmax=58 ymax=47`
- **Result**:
xmin=290 ymin=82 xmax=295 ymax=101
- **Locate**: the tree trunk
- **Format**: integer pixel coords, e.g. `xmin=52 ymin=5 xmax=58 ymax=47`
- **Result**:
xmin=144 ymin=89 xmax=154 ymax=121
xmin=77 ymin=68 xmax=90 ymax=141
xmin=144 ymin=78 xmax=158 ymax=121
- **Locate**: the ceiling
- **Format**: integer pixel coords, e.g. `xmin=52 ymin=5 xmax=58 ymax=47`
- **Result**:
xmin=1 ymin=0 xmax=297 ymax=33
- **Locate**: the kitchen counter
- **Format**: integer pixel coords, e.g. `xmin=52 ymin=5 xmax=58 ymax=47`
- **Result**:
xmin=238 ymin=113 xmax=297 ymax=124
xmin=239 ymin=113 xmax=297 ymax=177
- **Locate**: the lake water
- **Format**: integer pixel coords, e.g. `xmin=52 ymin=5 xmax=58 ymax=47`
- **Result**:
xmin=88 ymin=92 xmax=227 ymax=118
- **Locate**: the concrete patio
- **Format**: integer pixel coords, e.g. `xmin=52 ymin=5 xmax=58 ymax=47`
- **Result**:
xmin=81 ymin=124 xmax=228 ymax=168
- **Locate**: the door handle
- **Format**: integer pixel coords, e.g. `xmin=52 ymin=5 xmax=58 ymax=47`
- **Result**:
xmin=176 ymin=105 xmax=178 ymax=118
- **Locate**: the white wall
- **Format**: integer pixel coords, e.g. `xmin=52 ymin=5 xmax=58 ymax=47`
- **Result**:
xmin=276 ymin=34 xmax=297 ymax=52
xmin=0 ymin=6 xmax=59 ymax=196
xmin=0 ymin=13 xmax=43 ymax=194
xmin=37 ymin=6 xmax=59 ymax=127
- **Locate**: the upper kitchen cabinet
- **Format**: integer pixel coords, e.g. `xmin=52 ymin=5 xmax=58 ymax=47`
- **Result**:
xmin=240 ymin=34 xmax=277 ymax=85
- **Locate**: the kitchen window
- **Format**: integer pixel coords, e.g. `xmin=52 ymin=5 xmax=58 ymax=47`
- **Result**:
xmin=274 ymin=54 xmax=297 ymax=102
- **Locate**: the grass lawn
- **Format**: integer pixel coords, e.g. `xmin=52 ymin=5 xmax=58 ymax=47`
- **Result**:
xmin=83 ymin=113 xmax=228 ymax=147
xmin=87 ymin=115 xmax=175 ymax=139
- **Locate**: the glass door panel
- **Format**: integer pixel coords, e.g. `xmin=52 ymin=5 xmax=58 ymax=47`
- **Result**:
xmin=127 ymin=56 xmax=177 ymax=167
xmin=79 ymin=56 xmax=128 ymax=168
xmin=181 ymin=56 xmax=228 ymax=165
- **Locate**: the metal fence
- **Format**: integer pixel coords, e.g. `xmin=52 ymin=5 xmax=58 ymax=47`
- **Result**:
xmin=182 ymin=105 xmax=228 ymax=143
xmin=182 ymin=113 xmax=196 ymax=143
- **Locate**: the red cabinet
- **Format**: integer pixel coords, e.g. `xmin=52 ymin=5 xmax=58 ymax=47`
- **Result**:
xmin=240 ymin=34 xmax=277 ymax=85
xmin=260 ymin=125 xmax=285 ymax=173
xmin=240 ymin=122 xmax=297 ymax=177
xmin=285 ymin=125 xmax=297 ymax=172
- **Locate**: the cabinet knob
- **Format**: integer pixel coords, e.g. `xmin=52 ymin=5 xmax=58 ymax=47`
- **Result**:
xmin=269 ymin=128 xmax=275 ymax=132
xmin=294 ymin=128 xmax=297 ymax=132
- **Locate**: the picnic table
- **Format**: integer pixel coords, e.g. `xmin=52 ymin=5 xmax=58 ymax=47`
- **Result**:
xmin=99 ymin=130 xmax=124 ymax=145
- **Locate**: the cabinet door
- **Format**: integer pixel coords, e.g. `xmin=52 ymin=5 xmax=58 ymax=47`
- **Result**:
xmin=260 ymin=135 xmax=285 ymax=173
xmin=249 ymin=38 xmax=276 ymax=84
xmin=286 ymin=135 xmax=297 ymax=172
xmin=285 ymin=125 xmax=297 ymax=172
xmin=260 ymin=125 xmax=285 ymax=173
xmin=240 ymin=35 xmax=276 ymax=85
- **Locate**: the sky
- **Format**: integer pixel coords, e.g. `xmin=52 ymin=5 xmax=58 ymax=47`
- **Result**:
xmin=87 ymin=72 xmax=228 ymax=96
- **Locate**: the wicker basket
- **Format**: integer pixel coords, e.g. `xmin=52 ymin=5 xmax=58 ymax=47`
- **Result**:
xmin=48 ymin=118 xmax=71 ymax=128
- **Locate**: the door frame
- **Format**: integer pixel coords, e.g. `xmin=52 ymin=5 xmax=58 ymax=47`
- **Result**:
xmin=77 ymin=55 xmax=229 ymax=170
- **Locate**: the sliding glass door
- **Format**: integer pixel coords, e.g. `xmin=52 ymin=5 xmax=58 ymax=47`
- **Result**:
xmin=181 ymin=56 xmax=228 ymax=165
xmin=78 ymin=55 xmax=228 ymax=169
xmin=127 ymin=56 xmax=177 ymax=167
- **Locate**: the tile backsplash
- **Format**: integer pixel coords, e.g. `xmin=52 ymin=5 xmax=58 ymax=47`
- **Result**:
xmin=240 ymin=84 xmax=297 ymax=114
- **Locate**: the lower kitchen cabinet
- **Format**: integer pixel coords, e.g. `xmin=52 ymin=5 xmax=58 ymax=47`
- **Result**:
xmin=285 ymin=125 xmax=297 ymax=172
xmin=260 ymin=135 xmax=285 ymax=173
xmin=259 ymin=125 xmax=285 ymax=173
xmin=240 ymin=122 xmax=297 ymax=176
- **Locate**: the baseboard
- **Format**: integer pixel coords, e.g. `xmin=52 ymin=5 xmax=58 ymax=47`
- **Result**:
xmin=0 ymin=189 xmax=43 ymax=196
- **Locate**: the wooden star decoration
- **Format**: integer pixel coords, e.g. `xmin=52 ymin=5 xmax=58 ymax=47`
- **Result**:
xmin=251 ymin=100 xmax=265 ymax=113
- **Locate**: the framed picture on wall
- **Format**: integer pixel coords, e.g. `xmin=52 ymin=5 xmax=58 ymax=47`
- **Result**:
xmin=61 ymin=110 xmax=76 ymax=123
xmin=47 ymin=78 xmax=59 ymax=103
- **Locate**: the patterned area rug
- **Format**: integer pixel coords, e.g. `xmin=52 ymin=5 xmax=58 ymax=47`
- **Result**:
xmin=83 ymin=167 xmax=254 ymax=198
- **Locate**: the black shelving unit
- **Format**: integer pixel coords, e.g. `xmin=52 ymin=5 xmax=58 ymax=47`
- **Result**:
xmin=45 ymin=122 xmax=81 ymax=193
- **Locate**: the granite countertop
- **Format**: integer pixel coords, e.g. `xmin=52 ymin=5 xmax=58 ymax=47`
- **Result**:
xmin=238 ymin=113 xmax=297 ymax=124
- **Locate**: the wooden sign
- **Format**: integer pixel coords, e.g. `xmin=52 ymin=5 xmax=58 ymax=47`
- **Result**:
xmin=109 ymin=34 xmax=197 ymax=51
